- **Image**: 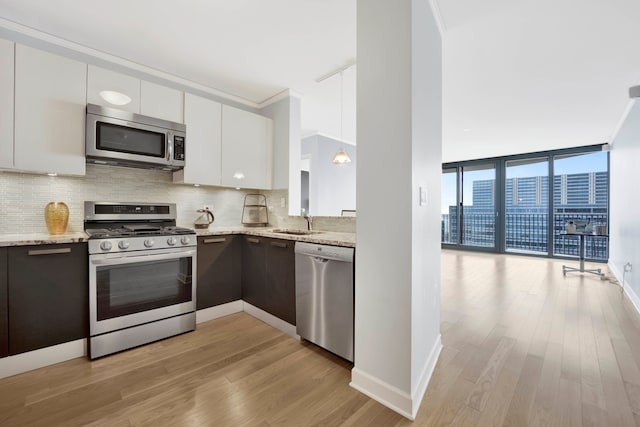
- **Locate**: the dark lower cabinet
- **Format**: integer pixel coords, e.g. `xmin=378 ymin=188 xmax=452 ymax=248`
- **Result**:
xmin=197 ymin=235 xmax=241 ymax=309
xmin=241 ymin=236 xmax=296 ymax=325
xmin=7 ymin=243 xmax=88 ymax=355
xmin=265 ymin=238 xmax=296 ymax=325
xmin=0 ymin=248 xmax=7 ymax=358
xmin=242 ymin=236 xmax=267 ymax=310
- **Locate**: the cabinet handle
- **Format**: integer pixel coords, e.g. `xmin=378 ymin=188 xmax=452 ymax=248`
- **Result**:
xmin=270 ymin=241 xmax=287 ymax=248
xmin=203 ymin=238 xmax=226 ymax=244
xmin=28 ymin=248 xmax=72 ymax=256
xmin=247 ymin=237 xmax=260 ymax=244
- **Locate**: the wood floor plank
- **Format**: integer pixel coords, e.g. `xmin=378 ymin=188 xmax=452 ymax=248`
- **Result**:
xmin=2 ymin=251 xmax=640 ymax=426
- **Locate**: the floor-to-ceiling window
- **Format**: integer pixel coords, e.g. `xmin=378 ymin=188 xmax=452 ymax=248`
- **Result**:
xmin=461 ymin=163 xmax=496 ymax=248
xmin=552 ymin=151 xmax=609 ymax=260
xmin=441 ymin=167 xmax=458 ymax=244
xmin=442 ymin=145 xmax=609 ymax=262
xmin=505 ymin=157 xmax=549 ymax=255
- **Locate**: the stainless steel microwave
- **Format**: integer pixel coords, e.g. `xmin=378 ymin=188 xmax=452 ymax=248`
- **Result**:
xmin=86 ymin=104 xmax=186 ymax=171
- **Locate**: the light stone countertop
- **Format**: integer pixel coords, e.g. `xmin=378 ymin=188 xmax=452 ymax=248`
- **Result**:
xmin=0 ymin=228 xmax=355 ymax=248
xmin=195 ymin=227 xmax=356 ymax=248
xmin=0 ymin=232 xmax=90 ymax=247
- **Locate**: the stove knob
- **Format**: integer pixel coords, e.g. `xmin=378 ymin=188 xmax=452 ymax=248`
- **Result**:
xmin=167 ymin=237 xmax=177 ymax=246
xmin=100 ymin=241 xmax=112 ymax=251
xmin=180 ymin=236 xmax=191 ymax=245
xmin=118 ymin=241 xmax=130 ymax=250
xmin=144 ymin=238 xmax=155 ymax=248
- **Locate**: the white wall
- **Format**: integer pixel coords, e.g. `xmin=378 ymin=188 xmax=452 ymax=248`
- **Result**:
xmin=301 ymin=65 xmax=356 ymax=143
xmin=260 ymin=94 xmax=302 ymax=215
xmin=609 ymin=99 xmax=640 ymax=308
xmin=352 ymin=0 xmax=441 ymax=419
xmin=301 ymin=134 xmax=356 ymax=216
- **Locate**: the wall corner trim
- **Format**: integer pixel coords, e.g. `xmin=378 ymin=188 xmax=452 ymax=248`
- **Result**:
xmin=350 ymin=335 xmax=443 ymax=420
xmin=411 ymin=334 xmax=443 ymax=417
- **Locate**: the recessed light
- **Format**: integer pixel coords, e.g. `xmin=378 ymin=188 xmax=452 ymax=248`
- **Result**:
xmin=47 ymin=173 xmax=57 ymax=177
xmin=100 ymin=90 xmax=132 ymax=106
xmin=194 ymin=184 xmax=200 ymax=187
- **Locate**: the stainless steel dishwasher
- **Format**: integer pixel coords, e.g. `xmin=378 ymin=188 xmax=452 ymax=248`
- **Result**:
xmin=295 ymin=242 xmax=355 ymax=362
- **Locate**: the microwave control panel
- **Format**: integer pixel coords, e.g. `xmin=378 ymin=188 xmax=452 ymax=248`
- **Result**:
xmin=173 ymin=135 xmax=185 ymax=161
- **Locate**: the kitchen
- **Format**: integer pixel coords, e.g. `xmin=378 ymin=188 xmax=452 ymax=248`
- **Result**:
xmin=0 ymin=0 xmax=393 ymax=424
xmin=7 ymin=0 xmax=638 ymax=424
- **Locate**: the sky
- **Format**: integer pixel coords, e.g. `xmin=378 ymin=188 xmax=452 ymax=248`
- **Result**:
xmin=441 ymin=151 xmax=608 ymax=214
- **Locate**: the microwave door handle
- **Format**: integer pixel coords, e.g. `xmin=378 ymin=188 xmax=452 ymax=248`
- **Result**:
xmin=91 ymin=250 xmax=196 ymax=266
xmin=167 ymin=132 xmax=173 ymax=161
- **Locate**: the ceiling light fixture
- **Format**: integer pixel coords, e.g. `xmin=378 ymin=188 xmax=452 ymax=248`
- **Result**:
xmin=332 ymin=70 xmax=351 ymax=164
xmin=99 ymin=90 xmax=132 ymax=106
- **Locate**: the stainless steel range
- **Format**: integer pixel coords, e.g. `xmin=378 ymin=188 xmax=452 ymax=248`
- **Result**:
xmin=84 ymin=201 xmax=197 ymax=359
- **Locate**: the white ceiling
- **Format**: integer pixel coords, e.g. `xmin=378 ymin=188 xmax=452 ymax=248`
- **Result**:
xmin=1 ymin=0 xmax=639 ymax=161
xmin=439 ymin=0 xmax=640 ymax=161
xmin=0 ymin=0 xmax=356 ymax=104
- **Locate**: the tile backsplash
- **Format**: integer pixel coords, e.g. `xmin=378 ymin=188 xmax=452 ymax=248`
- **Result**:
xmin=0 ymin=165 xmax=251 ymax=234
xmin=263 ymin=189 xmax=356 ymax=233
xmin=0 ymin=166 xmax=356 ymax=235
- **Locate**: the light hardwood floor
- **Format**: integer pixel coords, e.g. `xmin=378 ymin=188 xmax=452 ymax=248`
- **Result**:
xmin=2 ymin=250 xmax=640 ymax=426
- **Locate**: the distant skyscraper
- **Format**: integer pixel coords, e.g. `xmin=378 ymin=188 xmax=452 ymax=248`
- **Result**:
xmin=442 ymin=172 xmax=608 ymax=259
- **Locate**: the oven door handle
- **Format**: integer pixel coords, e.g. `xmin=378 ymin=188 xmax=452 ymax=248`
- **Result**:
xmin=91 ymin=249 xmax=196 ymax=266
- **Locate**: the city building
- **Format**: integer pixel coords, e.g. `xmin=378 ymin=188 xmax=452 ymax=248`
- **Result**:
xmin=443 ymin=171 xmax=609 ymax=260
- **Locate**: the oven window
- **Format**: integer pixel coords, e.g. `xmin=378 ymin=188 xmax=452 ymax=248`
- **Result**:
xmin=96 ymin=257 xmax=192 ymax=320
xmin=97 ymin=122 xmax=166 ymax=158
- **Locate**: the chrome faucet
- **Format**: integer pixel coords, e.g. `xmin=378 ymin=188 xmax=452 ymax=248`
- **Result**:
xmin=304 ymin=215 xmax=313 ymax=231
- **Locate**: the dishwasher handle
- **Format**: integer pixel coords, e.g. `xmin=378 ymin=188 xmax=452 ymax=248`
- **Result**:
xmin=294 ymin=242 xmax=354 ymax=263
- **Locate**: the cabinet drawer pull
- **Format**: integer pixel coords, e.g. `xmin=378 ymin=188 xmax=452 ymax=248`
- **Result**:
xmin=28 ymin=248 xmax=72 ymax=256
xmin=203 ymin=238 xmax=226 ymax=244
xmin=270 ymin=241 xmax=287 ymax=248
xmin=247 ymin=237 xmax=260 ymax=244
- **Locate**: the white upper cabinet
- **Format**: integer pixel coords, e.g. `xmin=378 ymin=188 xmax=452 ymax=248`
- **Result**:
xmin=140 ymin=81 xmax=184 ymax=123
xmin=87 ymin=65 xmax=140 ymax=113
xmin=14 ymin=44 xmax=87 ymax=176
xmin=221 ymin=105 xmax=273 ymax=190
xmin=173 ymin=93 xmax=221 ymax=186
xmin=0 ymin=39 xmax=14 ymax=169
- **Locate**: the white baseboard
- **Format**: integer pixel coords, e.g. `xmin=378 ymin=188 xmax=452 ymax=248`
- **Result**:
xmin=350 ymin=335 xmax=443 ymax=420
xmin=196 ymin=300 xmax=243 ymax=324
xmin=0 ymin=339 xmax=86 ymax=380
xmin=242 ymin=302 xmax=299 ymax=339
xmin=609 ymin=261 xmax=640 ymax=315
xmin=411 ymin=335 xmax=443 ymax=418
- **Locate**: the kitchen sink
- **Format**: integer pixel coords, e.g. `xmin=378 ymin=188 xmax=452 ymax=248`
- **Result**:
xmin=271 ymin=229 xmax=322 ymax=236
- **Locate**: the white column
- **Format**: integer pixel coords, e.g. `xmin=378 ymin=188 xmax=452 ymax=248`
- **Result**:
xmin=351 ymin=0 xmax=442 ymax=420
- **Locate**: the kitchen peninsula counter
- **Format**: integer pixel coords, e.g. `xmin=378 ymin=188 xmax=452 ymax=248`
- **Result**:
xmin=195 ymin=227 xmax=356 ymax=248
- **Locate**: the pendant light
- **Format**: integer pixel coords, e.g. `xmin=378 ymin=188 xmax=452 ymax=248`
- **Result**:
xmin=332 ymin=70 xmax=351 ymax=164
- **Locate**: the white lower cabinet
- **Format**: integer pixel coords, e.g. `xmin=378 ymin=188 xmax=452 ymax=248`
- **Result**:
xmin=0 ymin=39 xmax=14 ymax=170
xmin=173 ymin=93 xmax=222 ymax=186
xmin=221 ymin=105 xmax=273 ymax=190
xmin=14 ymin=44 xmax=87 ymax=176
